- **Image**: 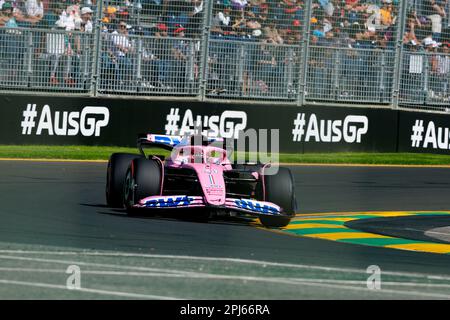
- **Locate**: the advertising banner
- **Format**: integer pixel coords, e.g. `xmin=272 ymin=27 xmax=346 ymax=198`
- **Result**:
xmin=0 ymin=95 xmax=399 ymax=154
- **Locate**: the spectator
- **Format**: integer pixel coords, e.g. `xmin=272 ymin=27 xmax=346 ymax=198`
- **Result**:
xmin=0 ymin=0 xmax=442 ymax=101
xmin=424 ymin=0 xmax=447 ymax=42
xmin=110 ymin=20 xmax=134 ymax=86
xmin=255 ymin=42 xmax=281 ymax=93
xmin=0 ymin=0 xmax=41 ymax=27
xmin=165 ymin=0 xmax=191 ymax=31
xmin=263 ymin=24 xmax=284 ymax=44
xmin=379 ymin=0 xmax=395 ymax=28
xmin=242 ymin=5 xmax=262 ymax=39
xmin=80 ymin=6 xmax=93 ymax=33
xmin=426 ymin=38 xmax=441 ymax=99
xmin=435 ymin=42 xmax=449 ymax=100
xmin=47 ymin=17 xmax=76 ymax=85
xmin=280 ymin=0 xmax=303 ymax=27
xmin=231 ymin=0 xmax=248 ymax=10
xmin=287 ymin=19 xmax=302 ymax=43
xmin=403 ymin=10 xmax=422 ymax=45
xmin=231 ymin=6 xmax=248 ymax=37
xmin=156 ymin=21 xmax=168 ymax=35
xmin=345 ymin=0 xmax=361 ymax=11
xmin=0 ymin=1 xmax=23 ymax=83
xmin=256 ymin=2 xmax=269 ymax=24
xmin=211 ymin=4 xmax=232 ymax=36
xmin=65 ymin=0 xmax=82 ymax=30
xmin=0 ymin=1 xmax=18 ymax=27
xmin=25 ymin=0 xmax=46 ymax=56
xmin=307 ymin=34 xmax=329 ymax=96
xmin=153 ymin=23 xmax=172 ymax=88
xmin=140 ymin=0 xmax=162 ymax=16
xmin=171 ymin=24 xmax=189 ymax=89
xmin=185 ymin=0 xmax=203 ymax=38
xmin=41 ymin=2 xmax=64 ymax=28
xmin=49 ymin=2 xmax=80 ymax=33
xmin=102 ymin=5 xmax=117 ymax=29
xmin=140 ymin=23 xmax=172 ymax=89
xmin=66 ymin=0 xmax=82 ymax=22
xmin=71 ymin=7 xmax=94 ymax=85
xmin=403 ymin=41 xmax=424 ymax=101
xmin=25 ymin=0 xmax=44 ymax=25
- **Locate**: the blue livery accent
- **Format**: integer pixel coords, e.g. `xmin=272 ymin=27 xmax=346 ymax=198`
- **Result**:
xmin=153 ymin=135 xmax=181 ymax=146
xmin=145 ymin=196 xmax=193 ymax=208
xmin=234 ymin=199 xmax=280 ymax=215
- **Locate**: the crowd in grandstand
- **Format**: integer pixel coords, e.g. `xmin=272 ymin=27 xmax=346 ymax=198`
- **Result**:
xmin=0 ymin=0 xmax=448 ymax=100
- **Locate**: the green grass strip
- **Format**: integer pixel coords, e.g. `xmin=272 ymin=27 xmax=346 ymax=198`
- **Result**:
xmin=285 ymin=228 xmax=360 ymax=235
xmin=292 ymin=215 xmax=379 ymax=221
xmin=1 ymin=145 xmax=450 ymax=165
xmin=413 ymin=212 xmax=450 ymax=216
xmin=338 ymin=237 xmax=424 ymax=246
xmin=0 ymin=145 xmax=142 ymax=160
xmin=289 ymin=219 xmax=347 ymax=225
xmin=276 ymin=152 xmax=450 ymax=165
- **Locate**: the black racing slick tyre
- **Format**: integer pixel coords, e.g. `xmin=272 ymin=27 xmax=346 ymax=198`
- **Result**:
xmin=106 ymin=153 xmax=143 ymax=208
xmin=259 ymin=167 xmax=297 ymax=228
xmin=123 ymin=158 xmax=162 ymax=215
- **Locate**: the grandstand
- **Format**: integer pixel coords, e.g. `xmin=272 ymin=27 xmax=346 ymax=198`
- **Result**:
xmin=0 ymin=0 xmax=448 ymax=111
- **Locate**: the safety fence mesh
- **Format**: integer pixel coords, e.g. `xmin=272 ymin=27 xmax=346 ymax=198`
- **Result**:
xmin=0 ymin=0 xmax=448 ymax=111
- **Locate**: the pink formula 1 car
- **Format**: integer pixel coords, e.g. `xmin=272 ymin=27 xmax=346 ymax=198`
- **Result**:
xmin=106 ymin=134 xmax=297 ymax=228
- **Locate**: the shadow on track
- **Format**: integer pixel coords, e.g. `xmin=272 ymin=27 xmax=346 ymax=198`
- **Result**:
xmin=81 ymin=203 xmax=257 ymax=227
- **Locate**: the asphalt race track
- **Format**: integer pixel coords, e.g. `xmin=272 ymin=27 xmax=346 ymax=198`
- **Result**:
xmin=346 ymin=215 xmax=450 ymax=244
xmin=1 ymin=160 xmax=450 ymax=299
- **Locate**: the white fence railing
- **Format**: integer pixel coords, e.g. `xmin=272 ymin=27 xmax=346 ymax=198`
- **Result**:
xmin=0 ymin=0 xmax=448 ymax=111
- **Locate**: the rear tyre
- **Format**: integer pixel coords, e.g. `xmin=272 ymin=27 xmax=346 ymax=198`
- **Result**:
xmin=106 ymin=153 xmax=143 ymax=208
xmin=123 ymin=158 xmax=162 ymax=216
xmin=258 ymin=167 xmax=297 ymax=228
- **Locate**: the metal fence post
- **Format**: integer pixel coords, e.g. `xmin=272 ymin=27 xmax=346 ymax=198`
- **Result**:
xmin=82 ymin=34 xmax=90 ymax=90
xmin=197 ymin=0 xmax=213 ymax=101
xmin=297 ymin=0 xmax=313 ymax=106
xmin=91 ymin=0 xmax=104 ymax=96
xmin=26 ymin=31 xmax=33 ymax=87
xmin=287 ymin=47 xmax=294 ymax=99
xmin=378 ymin=50 xmax=386 ymax=103
xmin=136 ymin=37 xmax=143 ymax=92
xmin=423 ymin=53 xmax=429 ymax=105
xmin=237 ymin=44 xmax=245 ymax=96
xmin=333 ymin=48 xmax=340 ymax=100
xmin=391 ymin=0 xmax=408 ymax=109
xmin=187 ymin=41 xmax=195 ymax=94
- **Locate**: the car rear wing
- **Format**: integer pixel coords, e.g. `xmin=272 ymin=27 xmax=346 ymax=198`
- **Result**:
xmin=137 ymin=134 xmax=181 ymax=155
xmin=137 ymin=134 xmax=225 ymax=155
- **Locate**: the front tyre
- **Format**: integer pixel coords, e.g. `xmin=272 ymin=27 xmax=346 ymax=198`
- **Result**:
xmin=259 ymin=167 xmax=297 ymax=228
xmin=106 ymin=153 xmax=143 ymax=208
xmin=124 ymin=158 xmax=162 ymax=216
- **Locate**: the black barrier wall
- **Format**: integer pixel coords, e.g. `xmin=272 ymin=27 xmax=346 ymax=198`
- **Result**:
xmin=2 ymin=94 xmax=449 ymax=155
xmin=398 ymin=111 xmax=450 ymax=155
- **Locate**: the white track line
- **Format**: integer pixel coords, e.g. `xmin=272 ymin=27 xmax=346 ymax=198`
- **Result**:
xmin=2 ymin=267 xmax=450 ymax=289
xmin=1 ymin=262 xmax=450 ymax=299
xmin=0 ymin=254 xmax=202 ymax=276
xmin=0 ymin=279 xmax=180 ymax=300
xmin=0 ymin=275 xmax=450 ymax=300
xmin=1 ymin=250 xmax=449 ymax=281
xmin=0 ymin=268 xmax=448 ymax=299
